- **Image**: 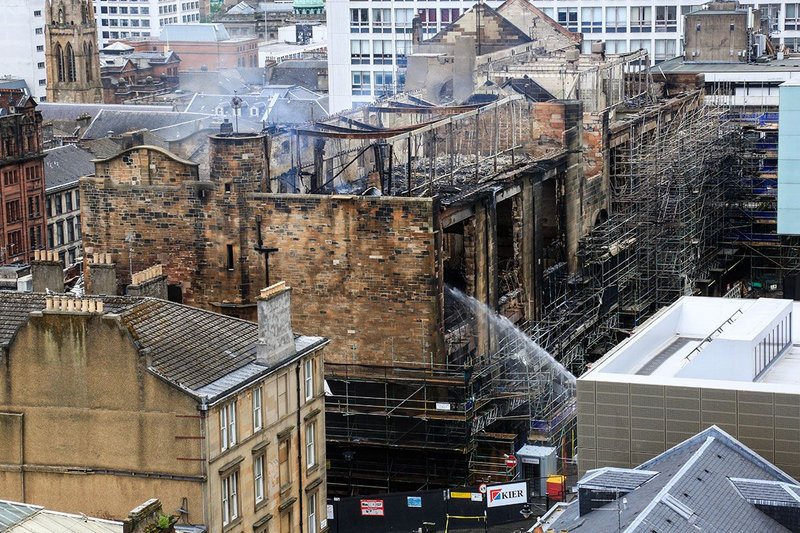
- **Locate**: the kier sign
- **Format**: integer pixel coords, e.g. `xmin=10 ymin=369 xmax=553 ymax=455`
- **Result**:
xmin=360 ymin=499 xmax=385 ymax=516
xmin=486 ymin=481 xmax=528 ymax=508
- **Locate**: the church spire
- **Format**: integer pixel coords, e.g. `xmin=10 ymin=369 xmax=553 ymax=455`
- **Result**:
xmin=45 ymin=0 xmax=103 ymax=103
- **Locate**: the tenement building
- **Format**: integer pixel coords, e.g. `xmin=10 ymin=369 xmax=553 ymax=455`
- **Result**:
xmin=43 ymin=144 xmax=93 ymax=265
xmin=0 ymin=280 xmax=328 ymax=533
xmin=0 ymin=90 xmax=46 ymax=265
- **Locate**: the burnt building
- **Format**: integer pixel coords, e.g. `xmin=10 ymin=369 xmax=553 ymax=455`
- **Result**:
xmin=0 ymin=90 xmax=46 ymax=265
xmin=79 ymin=4 xmax=744 ymax=495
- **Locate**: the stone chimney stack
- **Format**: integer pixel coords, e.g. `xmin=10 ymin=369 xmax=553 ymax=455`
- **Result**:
xmin=256 ymin=281 xmax=296 ymax=366
xmin=453 ymin=36 xmax=477 ymax=103
xmin=31 ymin=249 xmax=64 ymax=293
xmin=86 ymin=252 xmax=117 ymax=296
xmin=127 ymin=264 xmax=167 ymax=299
xmin=209 ymin=132 xmax=266 ymax=193
xmin=412 ymin=15 xmax=423 ymax=47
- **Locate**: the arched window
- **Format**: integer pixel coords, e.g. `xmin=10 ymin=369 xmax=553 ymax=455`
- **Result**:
xmin=56 ymin=44 xmax=65 ymax=82
xmin=65 ymin=43 xmax=76 ymax=82
xmin=84 ymin=42 xmax=93 ymax=81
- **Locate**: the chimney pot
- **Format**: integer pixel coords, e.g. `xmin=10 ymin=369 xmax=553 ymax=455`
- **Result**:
xmin=220 ymin=118 xmax=234 ymax=135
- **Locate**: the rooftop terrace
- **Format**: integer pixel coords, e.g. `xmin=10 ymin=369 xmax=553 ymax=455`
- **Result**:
xmin=582 ymin=296 xmax=800 ymax=392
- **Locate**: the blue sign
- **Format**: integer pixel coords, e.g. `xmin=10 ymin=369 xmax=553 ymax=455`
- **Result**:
xmin=407 ymin=496 xmax=422 ymax=508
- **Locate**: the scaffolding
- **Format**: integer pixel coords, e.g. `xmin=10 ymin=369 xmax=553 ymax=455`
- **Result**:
xmin=722 ymin=111 xmax=800 ymax=294
xmin=316 ymin=82 xmax=743 ymax=496
xmin=317 ymin=95 xmax=575 ymax=495
xmin=523 ymin=91 xmax=738 ymax=377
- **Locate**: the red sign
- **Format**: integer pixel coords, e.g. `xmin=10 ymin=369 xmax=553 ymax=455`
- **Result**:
xmin=505 ymin=455 xmax=518 ymax=469
xmin=360 ymin=499 xmax=384 ymax=517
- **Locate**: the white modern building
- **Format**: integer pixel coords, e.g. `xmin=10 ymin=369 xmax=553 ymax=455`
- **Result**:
xmin=530 ymin=1 xmax=710 ymax=60
xmin=325 ymin=0 xmax=708 ymax=112
xmin=93 ymin=0 xmax=202 ymax=46
xmin=5 ymin=0 xmax=47 ymax=100
xmin=327 ymin=0 xmax=489 ymax=111
xmin=578 ymin=295 xmax=800 ymax=479
xmin=327 ymin=0 xmax=800 ymax=112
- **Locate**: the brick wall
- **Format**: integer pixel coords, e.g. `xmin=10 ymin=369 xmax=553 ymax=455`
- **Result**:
xmin=581 ymin=111 xmax=610 ymax=233
xmin=126 ymin=39 xmax=260 ymax=71
xmin=252 ymin=194 xmax=442 ymax=366
xmin=82 ymin=139 xmax=444 ymax=366
xmin=94 ymin=146 xmax=200 ymax=186
xmin=81 ymin=176 xmax=207 ymax=298
xmin=496 ymin=0 xmax=580 ymax=51
xmin=0 ymin=97 xmax=46 ymax=265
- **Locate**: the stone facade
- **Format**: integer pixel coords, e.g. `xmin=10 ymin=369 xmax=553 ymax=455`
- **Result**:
xmin=82 ymin=137 xmax=442 ymax=367
xmin=80 ymin=97 xmax=600 ymax=492
xmin=0 ymin=309 xmax=205 ymax=520
xmin=496 ymin=0 xmax=582 ymax=51
xmin=0 ymin=292 xmax=327 ymax=533
xmin=684 ymin=2 xmax=750 ymax=62
xmin=0 ymin=91 xmax=46 ymax=265
xmin=45 ymin=0 xmax=103 ymax=103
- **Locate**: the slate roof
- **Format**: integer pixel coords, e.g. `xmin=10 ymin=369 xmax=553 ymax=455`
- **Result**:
xmin=501 ymin=78 xmax=554 ymax=102
xmin=226 ymin=1 xmax=256 ymax=15
xmin=185 ymin=90 xmax=327 ymax=126
xmin=178 ymin=70 xmax=250 ymax=96
xmin=269 ymin=97 xmax=328 ymax=124
xmin=160 ymin=23 xmax=232 ymax=43
xmin=43 ymin=145 xmax=95 ymax=192
xmin=541 ymin=426 xmax=800 ymax=533
xmin=578 ymin=468 xmax=659 ymax=491
xmin=730 ymin=478 xmax=800 ymax=507
xmin=0 ymin=292 xmax=325 ymax=403
xmin=82 ymin=110 xmax=213 ymax=140
xmin=0 ymin=78 xmax=30 ymax=93
xmin=267 ymin=60 xmax=328 ymax=91
xmin=38 ymin=103 xmax=173 ymax=122
xmin=0 ymin=293 xmax=136 ymax=350
xmin=119 ymin=298 xmax=261 ymax=390
xmin=100 ymin=51 xmax=179 ymax=71
xmin=237 ymin=67 xmax=267 ymax=85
